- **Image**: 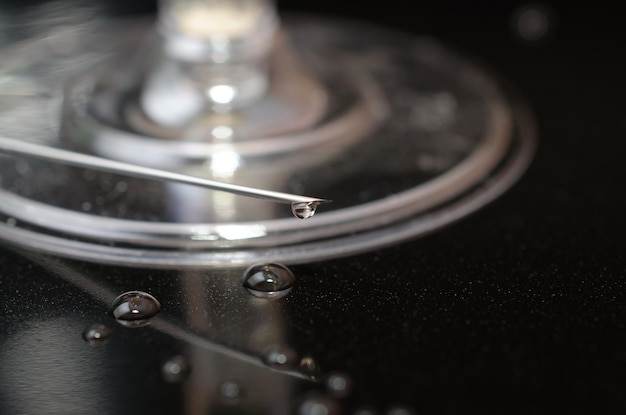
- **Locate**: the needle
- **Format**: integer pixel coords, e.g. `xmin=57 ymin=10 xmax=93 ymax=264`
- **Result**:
xmin=0 ymin=136 xmax=331 ymax=218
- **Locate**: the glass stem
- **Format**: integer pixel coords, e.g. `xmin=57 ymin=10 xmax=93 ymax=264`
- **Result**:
xmin=141 ymin=0 xmax=279 ymax=125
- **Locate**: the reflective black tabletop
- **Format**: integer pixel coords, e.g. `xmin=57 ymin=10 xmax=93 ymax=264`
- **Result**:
xmin=1 ymin=1 xmax=626 ymax=414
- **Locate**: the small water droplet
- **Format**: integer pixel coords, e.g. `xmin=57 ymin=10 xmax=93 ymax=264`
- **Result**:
xmin=242 ymin=263 xmax=295 ymax=299
xmin=512 ymin=5 xmax=552 ymax=42
xmin=325 ymin=372 xmax=352 ymax=398
xmin=82 ymin=323 xmax=112 ymax=345
xmin=108 ymin=291 xmax=161 ymax=328
xmin=298 ymin=394 xmax=342 ymax=415
xmin=262 ymin=345 xmax=298 ymax=369
xmin=300 ymin=356 xmax=322 ymax=379
xmin=162 ymin=355 xmax=189 ymax=383
xmin=219 ymin=380 xmax=243 ymax=400
xmin=81 ymin=202 xmax=92 ymax=211
xmin=386 ymin=406 xmax=416 ymax=415
xmin=115 ymin=181 xmax=129 ymax=193
xmin=6 ymin=217 xmax=17 ymax=227
xmin=291 ymin=201 xmax=319 ymax=219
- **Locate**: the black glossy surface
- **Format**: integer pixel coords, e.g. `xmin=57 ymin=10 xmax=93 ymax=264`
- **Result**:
xmin=2 ymin=1 xmax=626 ymax=414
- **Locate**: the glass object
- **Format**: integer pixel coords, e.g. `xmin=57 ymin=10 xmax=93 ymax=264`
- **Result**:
xmin=0 ymin=0 xmax=535 ymax=268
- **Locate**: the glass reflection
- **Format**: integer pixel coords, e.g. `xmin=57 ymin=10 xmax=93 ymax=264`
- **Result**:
xmin=0 ymin=251 xmax=324 ymax=414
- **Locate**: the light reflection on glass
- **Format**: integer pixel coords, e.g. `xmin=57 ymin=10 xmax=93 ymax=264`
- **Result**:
xmin=161 ymin=0 xmax=268 ymax=39
xmin=209 ymin=150 xmax=241 ymax=178
xmin=207 ymin=85 xmax=236 ymax=105
xmin=189 ymin=228 xmax=220 ymax=241
xmin=212 ymin=191 xmax=237 ymax=221
xmin=190 ymin=224 xmax=267 ymax=241
xmin=215 ymin=224 xmax=267 ymax=240
xmin=211 ymin=125 xmax=234 ymax=140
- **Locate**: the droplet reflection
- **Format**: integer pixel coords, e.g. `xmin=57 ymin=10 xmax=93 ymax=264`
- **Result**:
xmin=262 ymin=345 xmax=298 ymax=369
xmin=326 ymin=372 xmax=352 ymax=398
xmin=81 ymin=323 xmax=112 ymax=345
xmin=298 ymin=394 xmax=342 ymax=415
xmin=386 ymin=406 xmax=417 ymax=415
xmin=219 ymin=380 xmax=243 ymax=400
xmin=512 ymin=5 xmax=552 ymax=41
xmin=162 ymin=355 xmax=189 ymax=383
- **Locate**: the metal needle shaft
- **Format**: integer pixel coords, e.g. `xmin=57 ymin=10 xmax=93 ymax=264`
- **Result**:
xmin=0 ymin=136 xmax=331 ymax=207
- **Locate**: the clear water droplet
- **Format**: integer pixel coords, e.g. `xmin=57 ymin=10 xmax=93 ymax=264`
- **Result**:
xmin=325 ymin=372 xmax=352 ymax=398
xmin=82 ymin=323 xmax=112 ymax=345
xmin=291 ymin=201 xmax=319 ymax=219
xmin=262 ymin=345 xmax=298 ymax=369
xmin=242 ymin=263 xmax=295 ymax=299
xmin=162 ymin=355 xmax=189 ymax=383
xmin=108 ymin=291 xmax=161 ymax=328
xmin=298 ymin=394 xmax=342 ymax=415
xmin=219 ymin=380 xmax=243 ymax=400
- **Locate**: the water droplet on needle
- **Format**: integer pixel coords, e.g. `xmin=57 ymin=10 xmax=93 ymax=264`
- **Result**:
xmin=0 ymin=135 xmax=332 ymax=216
xmin=291 ymin=201 xmax=319 ymax=219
